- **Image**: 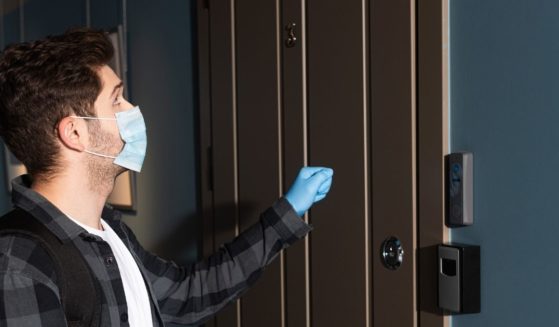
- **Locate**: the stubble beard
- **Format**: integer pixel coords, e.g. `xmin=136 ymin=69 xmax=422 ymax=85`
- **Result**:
xmin=86 ymin=122 xmax=126 ymax=196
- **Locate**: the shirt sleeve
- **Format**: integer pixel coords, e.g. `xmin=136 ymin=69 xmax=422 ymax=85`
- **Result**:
xmin=0 ymin=236 xmax=67 ymax=327
xmin=123 ymin=197 xmax=312 ymax=326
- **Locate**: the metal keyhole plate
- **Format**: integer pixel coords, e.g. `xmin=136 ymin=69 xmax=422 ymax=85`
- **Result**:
xmin=381 ymin=236 xmax=404 ymax=270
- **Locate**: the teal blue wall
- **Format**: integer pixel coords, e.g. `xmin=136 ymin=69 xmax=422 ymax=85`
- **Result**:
xmin=0 ymin=1 xmax=22 ymax=216
xmin=0 ymin=0 xmax=200 ymax=267
xmin=450 ymin=0 xmax=559 ymax=325
xmin=123 ymin=0 xmax=200 ymax=264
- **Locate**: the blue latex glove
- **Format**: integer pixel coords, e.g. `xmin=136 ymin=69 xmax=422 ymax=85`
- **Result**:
xmin=285 ymin=167 xmax=334 ymax=217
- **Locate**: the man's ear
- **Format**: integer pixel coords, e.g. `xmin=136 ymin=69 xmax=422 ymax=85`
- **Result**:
xmin=57 ymin=117 xmax=86 ymax=152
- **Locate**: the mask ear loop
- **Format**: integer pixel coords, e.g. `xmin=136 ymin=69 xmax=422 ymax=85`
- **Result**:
xmin=69 ymin=116 xmax=119 ymax=159
xmin=70 ymin=116 xmax=117 ymax=120
xmin=83 ymin=150 xmax=117 ymax=159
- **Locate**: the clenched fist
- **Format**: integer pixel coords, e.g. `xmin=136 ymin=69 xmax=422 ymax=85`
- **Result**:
xmin=285 ymin=167 xmax=334 ymax=217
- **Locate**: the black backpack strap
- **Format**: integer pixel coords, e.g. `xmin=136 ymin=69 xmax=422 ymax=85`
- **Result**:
xmin=0 ymin=208 xmax=101 ymax=327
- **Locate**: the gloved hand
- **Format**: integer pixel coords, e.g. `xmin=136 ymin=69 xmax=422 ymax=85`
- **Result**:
xmin=285 ymin=167 xmax=334 ymax=217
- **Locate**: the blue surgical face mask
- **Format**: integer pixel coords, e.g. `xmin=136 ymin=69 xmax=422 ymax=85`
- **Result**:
xmin=71 ymin=106 xmax=147 ymax=172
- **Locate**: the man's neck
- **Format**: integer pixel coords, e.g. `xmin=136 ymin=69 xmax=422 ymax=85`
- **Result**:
xmin=31 ymin=173 xmax=113 ymax=231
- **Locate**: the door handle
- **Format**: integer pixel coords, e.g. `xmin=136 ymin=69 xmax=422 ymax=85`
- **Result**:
xmin=381 ymin=236 xmax=404 ymax=270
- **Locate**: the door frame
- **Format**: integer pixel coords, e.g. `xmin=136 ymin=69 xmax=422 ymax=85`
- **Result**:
xmin=417 ymin=0 xmax=450 ymax=326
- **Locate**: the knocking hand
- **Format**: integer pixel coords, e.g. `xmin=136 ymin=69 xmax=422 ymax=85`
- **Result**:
xmin=285 ymin=167 xmax=334 ymax=217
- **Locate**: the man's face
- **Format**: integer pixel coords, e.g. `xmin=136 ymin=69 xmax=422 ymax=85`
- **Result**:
xmin=86 ymin=65 xmax=134 ymax=179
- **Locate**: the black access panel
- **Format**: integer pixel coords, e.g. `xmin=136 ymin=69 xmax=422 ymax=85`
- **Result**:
xmin=438 ymin=243 xmax=480 ymax=314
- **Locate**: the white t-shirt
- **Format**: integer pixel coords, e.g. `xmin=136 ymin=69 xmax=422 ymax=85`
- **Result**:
xmin=67 ymin=216 xmax=153 ymax=327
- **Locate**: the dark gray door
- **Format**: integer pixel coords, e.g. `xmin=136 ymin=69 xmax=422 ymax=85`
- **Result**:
xmin=196 ymin=1 xmax=446 ymax=326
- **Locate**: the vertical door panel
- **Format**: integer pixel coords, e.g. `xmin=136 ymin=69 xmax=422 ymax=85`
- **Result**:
xmin=235 ymin=0 xmax=283 ymax=326
xmin=208 ymin=1 xmax=240 ymax=325
xmin=371 ymin=0 xmax=416 ymax=326
xmin=307 ymin=1 xmax=370 ymax=326
xmin=282 ymin=0 xmax=309 ymax=326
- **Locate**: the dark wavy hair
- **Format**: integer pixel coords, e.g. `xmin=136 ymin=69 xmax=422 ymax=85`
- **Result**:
xmin=0 ymin=27 xmax=114 ymax=179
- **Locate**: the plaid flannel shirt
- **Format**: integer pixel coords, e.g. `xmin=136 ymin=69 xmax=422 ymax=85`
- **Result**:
xmin=0 ymin=176 xmax=312 ymax=326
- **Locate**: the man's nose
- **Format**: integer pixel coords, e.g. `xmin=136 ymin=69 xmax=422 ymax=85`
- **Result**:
xmin=120 ymin=98 xmax=135 ymax=111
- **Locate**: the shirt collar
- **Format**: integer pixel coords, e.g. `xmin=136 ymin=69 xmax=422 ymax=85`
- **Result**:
xmin=9 ymin=174 xmax=123 ymax=244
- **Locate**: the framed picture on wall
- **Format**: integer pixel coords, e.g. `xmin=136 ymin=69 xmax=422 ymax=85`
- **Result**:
xmin=3 ymin=26 xmax=137 ymax=213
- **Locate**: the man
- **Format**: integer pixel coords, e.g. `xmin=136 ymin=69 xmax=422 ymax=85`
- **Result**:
xmin=0 ymin=28 xmax=333 ymax=326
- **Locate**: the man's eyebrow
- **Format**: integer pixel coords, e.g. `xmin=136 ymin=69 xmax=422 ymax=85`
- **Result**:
xmin=110 ymin=81 xmax=124 ymax=98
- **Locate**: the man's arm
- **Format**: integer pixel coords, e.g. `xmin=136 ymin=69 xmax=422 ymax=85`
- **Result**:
xmin=124 ymin=197 xmax=311 ymax=326
xmin=0 ymin=236 xmax=67 ymax=326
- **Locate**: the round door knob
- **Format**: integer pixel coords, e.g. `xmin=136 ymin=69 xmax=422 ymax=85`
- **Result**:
xmin=381 ymin=236 xmax=404 ymax=270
